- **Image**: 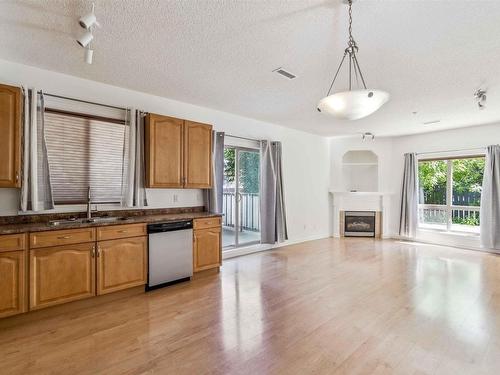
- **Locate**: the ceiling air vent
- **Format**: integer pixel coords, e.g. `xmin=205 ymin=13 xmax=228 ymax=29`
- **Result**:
xmin=423 ymin=120 xmax=441 ymax=125
xmin=273 ymin=67 xmax=296 ymax=80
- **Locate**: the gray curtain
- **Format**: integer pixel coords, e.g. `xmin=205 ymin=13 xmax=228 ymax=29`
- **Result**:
xmin=123 ymin=109 xmax=148 ymax=207
xmin=20 ymin=88 xmax=54 ymax=212
xmin=399 ymin=153 xmax=418 ymax=238
xmin=206 ymin=131 xmax=225 ymax=213
xmin=260 ymin=140 xmax=288 ymax=244
xmin=480 ymin=145 xmax=500 ymax=249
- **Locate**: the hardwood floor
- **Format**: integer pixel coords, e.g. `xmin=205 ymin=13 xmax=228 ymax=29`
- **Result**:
xmin=1 ymin=238 xmax=500 ymax=375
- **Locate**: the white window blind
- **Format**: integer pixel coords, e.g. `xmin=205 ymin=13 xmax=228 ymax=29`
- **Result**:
xmin=44 ymin=111 xmax=129 ymax=204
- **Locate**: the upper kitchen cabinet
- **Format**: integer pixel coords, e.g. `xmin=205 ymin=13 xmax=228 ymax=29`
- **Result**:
xmin=184 ymin=121 xmax=213 ymax=189
xmin=145 ymin=114 xmax=184 ymax=188
xmin=0 ymin=84 xmax=22 ymax=188
xmin=145 ymin=113 xmax=213 ymax=189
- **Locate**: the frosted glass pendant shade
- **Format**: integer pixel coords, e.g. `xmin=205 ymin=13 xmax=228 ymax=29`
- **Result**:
xmin=317 ymin=89 xmax=390 ymax=120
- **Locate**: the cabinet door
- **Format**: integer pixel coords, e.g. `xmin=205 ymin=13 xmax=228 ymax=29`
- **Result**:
xmin=97 ymin=236 xmax=147 ymax=295
xmin=0 ymin=251 xmax=26 ymax=318
xmin=184 ymin=121 xmax=213 ymax=189
xmin=193 ymin=227 xmax=221 ymax=272
xmin=0 ymin=84 xmax=22 ymax=188
xmin=145 ymin=114 xmax=184 ymax=188
xmin=30 ymin=243 xmax=95 ymax=310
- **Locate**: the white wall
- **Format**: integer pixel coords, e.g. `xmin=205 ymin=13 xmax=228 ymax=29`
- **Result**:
xmin=329 ymin=123 xmax=500 ymax=251
xmin=0 ymin=59 xmax=331 ymax=243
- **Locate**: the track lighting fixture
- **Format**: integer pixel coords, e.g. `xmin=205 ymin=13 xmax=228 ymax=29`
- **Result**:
xmin=362 ymin=132 xmax=375 ymax=141
xmin=77 ymin=30 xmax=93 ymax=48
xmin=79 ymin=3 xmax=99 ymax=29
xmin=76 ymin=3 xmax=99 ymax=64
xmin=84 ymin=48 xmax=93 ymax=64
xmin=474 ymin=89 xmax=486 ymax=109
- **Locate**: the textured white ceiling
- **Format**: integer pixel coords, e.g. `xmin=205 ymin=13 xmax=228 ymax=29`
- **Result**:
xmin=1 ymin=0 xmax=500 ymax=137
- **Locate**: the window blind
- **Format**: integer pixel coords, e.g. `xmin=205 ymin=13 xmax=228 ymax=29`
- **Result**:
xmin=44 ymin=112 xmax=129 ymax=204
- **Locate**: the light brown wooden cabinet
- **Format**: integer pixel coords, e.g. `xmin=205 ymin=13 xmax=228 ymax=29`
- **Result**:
xmin=29 ymin=243 xmax=96 ymax=310
xmin=145 ymin=114 xmax=184 ymax=188
xmin=0 ymin=250 xmax=26 ymax=318
xmin=0 ymin=83 xmax=22 ymax=188
xmin=145 ymin=113 xmax=212 ymax=189
xmin=97 ymin=236 xmax=147 ymax=295
xmin=184 ymin=121 xmax=213 ymax=189
xmin=193 ymin=219 xmax=221 ymax=273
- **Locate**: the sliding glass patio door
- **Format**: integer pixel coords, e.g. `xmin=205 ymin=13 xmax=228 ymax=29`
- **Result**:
xmin=222 ymin=146 xmax=260 ymax=249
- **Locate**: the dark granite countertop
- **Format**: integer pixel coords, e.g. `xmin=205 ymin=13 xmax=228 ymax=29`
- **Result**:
xmin=0 ymin=209 xmax=222 ymax=235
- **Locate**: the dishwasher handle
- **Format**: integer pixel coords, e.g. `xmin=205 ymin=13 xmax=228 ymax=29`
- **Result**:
xmin=147 ymin=220 xmax=193 ymax=233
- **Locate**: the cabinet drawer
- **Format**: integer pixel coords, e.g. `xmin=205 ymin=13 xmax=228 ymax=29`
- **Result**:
xmin=0 ymin=233 xmax=26 ymax=252
xmin=97 ymin=223 xmax=147 ymax=241
xmin=193 ymin=217 xmax=221 ymax=230
xmin=30 ymin=228 xmax=96 ymax=249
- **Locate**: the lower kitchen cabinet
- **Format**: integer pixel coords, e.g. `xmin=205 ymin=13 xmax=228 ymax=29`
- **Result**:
xmin=193 ymin=226 xmax=222 ymax=272
xmin=30 ymin=243 xmax=96 ymax=310
xmin=0 ymin=250 xmax=26 ymax=318
xmin=97 ymin=236 xmax=147 ymax=295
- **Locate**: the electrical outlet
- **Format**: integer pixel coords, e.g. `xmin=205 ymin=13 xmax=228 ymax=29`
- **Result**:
xmin=173 ymin=194 xmax=179 ymax=203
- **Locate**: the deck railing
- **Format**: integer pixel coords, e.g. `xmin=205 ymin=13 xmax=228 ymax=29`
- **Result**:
xmin=222 ymin=192 xmax=260 ymax=232
xmin=418 ymin=204 xmax=480 ymax=226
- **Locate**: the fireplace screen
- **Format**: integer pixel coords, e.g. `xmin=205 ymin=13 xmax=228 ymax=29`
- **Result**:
xmin=344 ymin=211 xmax=376 ymax=237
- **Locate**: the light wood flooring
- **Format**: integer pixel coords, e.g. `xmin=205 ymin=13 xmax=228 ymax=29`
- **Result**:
xmin=1 ymin=238 xmax=500 ymax=375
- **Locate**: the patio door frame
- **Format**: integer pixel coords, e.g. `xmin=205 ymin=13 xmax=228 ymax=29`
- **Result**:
xmin=224 ymin=145 xmax=261 ymax=249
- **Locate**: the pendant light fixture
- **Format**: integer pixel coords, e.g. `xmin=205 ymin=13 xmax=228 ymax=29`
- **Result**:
xmin=317 ymin=0 xmax=389 ymax=120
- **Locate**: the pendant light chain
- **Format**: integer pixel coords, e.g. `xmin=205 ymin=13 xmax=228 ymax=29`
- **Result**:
xmin=325 ymin=0 xmax=367 ymax=96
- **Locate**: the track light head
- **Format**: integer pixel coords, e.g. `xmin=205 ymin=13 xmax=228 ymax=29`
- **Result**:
xmin=79 ymin=3 xmax=99 ymax=29
xmin=76 ymin=30 xmax=93 ymax=47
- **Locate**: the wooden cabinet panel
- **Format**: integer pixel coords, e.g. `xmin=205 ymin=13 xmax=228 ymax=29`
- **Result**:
xmin=97 ymin=236 xmax=147 ymax=295
xmin=0 ymin=233 xmax=26 ymax=252
xmin=145 ymin=114 xmax=184 ymax=188
xmin=97 ymin=223 xmax=147 ymax=241
xmin=0 ymin=84 xmax=22 ymax=188
xmin=0 ymin=251 xmax=26 ymax=318
xmin=30 ymin=228 xmax=95 ymax=249
xmin=193 ymin=227 xmax=221 ymax=272
xmin=30 ymin=243 xmax=95 ymax=310
xmin=184 ymin=121 xmax=213 ymax=189
xmin=193 ymin=217 xmax=221 ymax=230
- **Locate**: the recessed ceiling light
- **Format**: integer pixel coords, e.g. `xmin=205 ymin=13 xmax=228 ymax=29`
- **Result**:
xmin=273 ymin=67 xmax=296 ymax=80
xmin=423 ymin=120 xmax=441 ymax=125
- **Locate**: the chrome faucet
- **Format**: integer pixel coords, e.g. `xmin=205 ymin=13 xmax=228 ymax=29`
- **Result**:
xmin=86 ymin=186 xmax=97 ymax=220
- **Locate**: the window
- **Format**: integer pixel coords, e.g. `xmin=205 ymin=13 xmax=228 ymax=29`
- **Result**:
xmin=44 ymin=110 xmax=128 ymax=204
xmin=418 ymin=156 xmax=485 ymax=233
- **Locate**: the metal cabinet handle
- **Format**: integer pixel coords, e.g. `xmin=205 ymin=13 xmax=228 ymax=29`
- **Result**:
xmin=15 ymin=172 xmax=19 ymax=182
xmin=58 ymin=235 xmax=71 ymax=239
xmin=91 ymin=246 xmax=95 ymax=258
xmin=118 ymin=230 xmax=128 ymax=233
xmin=97 ymin=246 xmax=101 ymax=257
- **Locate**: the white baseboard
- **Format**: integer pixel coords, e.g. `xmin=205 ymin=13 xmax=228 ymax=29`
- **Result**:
xmin=222 ymin=233 xmax=330 ymax=260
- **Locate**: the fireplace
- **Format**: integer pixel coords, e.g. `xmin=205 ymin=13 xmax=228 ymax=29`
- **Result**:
xmin=344 ymin=211 xmax=376 ymax=237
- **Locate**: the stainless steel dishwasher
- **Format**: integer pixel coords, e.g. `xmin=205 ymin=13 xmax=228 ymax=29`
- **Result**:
xmin=147 ymin=220 xmax=193 ymax=291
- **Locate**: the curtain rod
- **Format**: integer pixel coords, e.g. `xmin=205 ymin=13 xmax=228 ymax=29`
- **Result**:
xmin=225 ymin=134 xmax=261 ymax=142
xmin=37 ymin=91 xmax=127 ymax=111
xmin=416 ymin=147 xmax=486 ymax=156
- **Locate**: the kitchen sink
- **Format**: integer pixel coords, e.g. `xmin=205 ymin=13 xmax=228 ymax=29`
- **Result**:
xmin=48 ymin=216 xmax=129 ymax=226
